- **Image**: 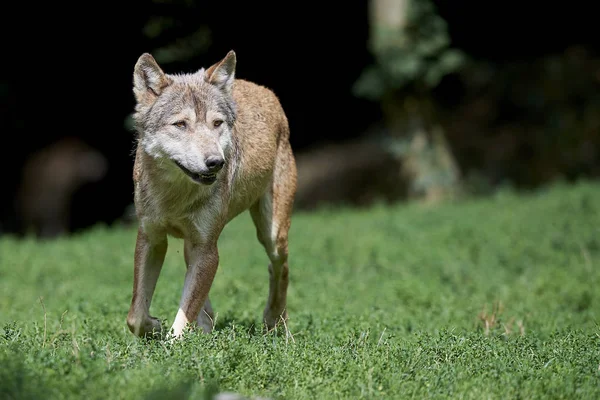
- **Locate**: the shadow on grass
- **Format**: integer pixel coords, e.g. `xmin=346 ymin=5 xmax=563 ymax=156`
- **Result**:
xmin=214 ymin=316 xmax=260 ymax=336
xmin=143 ymin=379 xmax=260 ymax=400
xmin=0 ymin=349 xmax=50 ymax=400
xmin=143 ymin=380 xmax=196 ymax=400
xmin=131 ymin=315 xmax=292 ymax=344
xmin=214 ymin=316 xmax=292 ymax=340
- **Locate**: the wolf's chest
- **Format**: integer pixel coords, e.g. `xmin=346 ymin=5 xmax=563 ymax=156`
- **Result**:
xmin=163 ymin=221 xmax=187 ymax=239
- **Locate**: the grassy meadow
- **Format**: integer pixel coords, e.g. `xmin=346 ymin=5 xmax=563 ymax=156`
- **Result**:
xmin=1 ymin=181 xmax=600 ymax=399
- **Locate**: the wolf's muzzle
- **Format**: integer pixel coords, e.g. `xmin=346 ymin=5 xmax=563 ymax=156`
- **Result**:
xmin=173 ymin=160 xmax=220 ymax=185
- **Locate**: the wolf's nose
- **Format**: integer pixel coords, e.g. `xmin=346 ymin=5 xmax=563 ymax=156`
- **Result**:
xmin=205 ymin=156 xmax=225 ymax=172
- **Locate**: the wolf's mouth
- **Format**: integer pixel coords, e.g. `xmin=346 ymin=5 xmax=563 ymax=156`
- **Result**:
xmin=173 ymin=161 xmax=217 ymax=185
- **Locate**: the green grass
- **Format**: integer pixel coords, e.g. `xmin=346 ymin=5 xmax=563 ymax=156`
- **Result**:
xmin=1 ymin=181 xmax=600 ymax=399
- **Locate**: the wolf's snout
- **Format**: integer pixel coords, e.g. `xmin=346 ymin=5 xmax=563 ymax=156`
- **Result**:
xmin=205 ymin=156 xmax=225 ymax=172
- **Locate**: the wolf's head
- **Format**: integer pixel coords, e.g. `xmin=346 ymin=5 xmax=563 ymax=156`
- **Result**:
xmin=132 ymin=51 xmax=237 ymax=185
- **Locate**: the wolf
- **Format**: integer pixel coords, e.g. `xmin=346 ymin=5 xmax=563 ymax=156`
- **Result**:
xmin=126 ymin=50 xmax=297 ymax=339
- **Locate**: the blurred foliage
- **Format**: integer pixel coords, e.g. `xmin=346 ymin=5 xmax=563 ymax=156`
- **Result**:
xmin=354 ymin=0 xmax=466 ymax=100
xmin=141 ymin=7 xmax=211 ymax=65
xmin=441 ymin=45 xmax=600 ymax=190
xmin=126 ymin=0 xmax=213 ymax=132
xmin=349 ymin=0 xmax=466 ymax=204
xmin=140 ymin=0 xmax=212 ymax=64
xmin=150 ymin=26 xmax=211 ymax=65
xmin=382 ymin=123 xmax=461 ymax=200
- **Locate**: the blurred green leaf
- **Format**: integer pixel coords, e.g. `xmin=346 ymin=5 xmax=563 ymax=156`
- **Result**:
xmin=439 ymin=49 xmax=465 ymax=71
xmin=153 ymin=27 xmax=211 ymax=65
xmin=142 ymin=17 xmax=175 ymax=39
xmin=353 ymin=66 xmax=387 ymax=101
xmin=356 ymin=0 xmax=467 ymax=99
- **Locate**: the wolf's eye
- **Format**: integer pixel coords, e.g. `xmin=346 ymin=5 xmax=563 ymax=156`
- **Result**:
xmin=173 ymin=121 xmax=187 ymax=129
xmin=213 ymin=120 xmax=224 ymax=128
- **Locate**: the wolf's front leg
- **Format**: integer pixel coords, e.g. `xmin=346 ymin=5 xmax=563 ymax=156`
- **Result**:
xmin=184 ymin=239 xmax=216 ymax=333
xmin=169 ymin=242 xmax=219 ymax=338
xmin=127 ymin=227 xmax=167 ymax=338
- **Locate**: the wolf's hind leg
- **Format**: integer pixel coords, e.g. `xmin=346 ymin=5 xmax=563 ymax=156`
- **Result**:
xmin=250 ymin=144 xmax=297 ymax=330
xmin=197 ymin=298 xmax=215 ymax=333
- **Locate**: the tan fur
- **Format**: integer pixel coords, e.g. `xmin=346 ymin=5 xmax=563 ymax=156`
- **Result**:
xmin=126 ymin=51 xmax=297 ymax=339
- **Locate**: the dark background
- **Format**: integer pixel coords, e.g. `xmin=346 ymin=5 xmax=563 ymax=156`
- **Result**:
xmin=2 ymin=0 xmax=599 ymax=236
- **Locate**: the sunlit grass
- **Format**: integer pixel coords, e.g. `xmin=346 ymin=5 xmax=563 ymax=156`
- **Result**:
xmin=1 ymin=181 xmax=600 ymax=399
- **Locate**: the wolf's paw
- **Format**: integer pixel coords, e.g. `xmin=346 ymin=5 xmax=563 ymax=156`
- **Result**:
xmin=263 ymin=307 xmax=288 ymax=333
xmin=127 ymin=315 xmax=163 ymax=339
xmin=197 ymin=310 xmax=215 ymax=333
xmin=196 ymin=299 xmax=215 ymax=334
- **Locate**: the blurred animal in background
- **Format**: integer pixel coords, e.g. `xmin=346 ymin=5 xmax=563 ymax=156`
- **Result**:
xmin=294 ymin=137 xmax=408 ymax=210
xmin=15 ymin=137 xmax=108 ymax=239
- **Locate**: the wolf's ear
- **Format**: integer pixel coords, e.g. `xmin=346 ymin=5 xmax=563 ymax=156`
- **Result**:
xmin=205 ymin=50 xmax=236 ymax=93
xmin=133 ymin=53 xmax=169 ymax=105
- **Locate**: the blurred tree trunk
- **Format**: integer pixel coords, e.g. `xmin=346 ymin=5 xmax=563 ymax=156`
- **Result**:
xmin=369 ymin=0 xmax=462 ymax=203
